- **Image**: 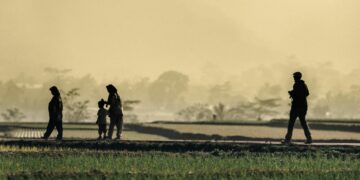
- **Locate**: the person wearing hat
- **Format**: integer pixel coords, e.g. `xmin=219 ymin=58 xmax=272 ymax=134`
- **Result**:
xmin=42 ymin=86 xmax=63 ymax=140
xmin=104 ymin=84 xmax=123 ymax=140
xmin=283 ymin=72 xmax=312 ymax=144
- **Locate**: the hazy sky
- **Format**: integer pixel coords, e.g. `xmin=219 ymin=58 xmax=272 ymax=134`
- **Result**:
xmin=1 ymin=0 xmax=360 ymax=82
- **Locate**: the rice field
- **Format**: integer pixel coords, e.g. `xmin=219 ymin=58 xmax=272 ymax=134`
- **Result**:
xmin=0 ymin=144 xmax=359 ymax=179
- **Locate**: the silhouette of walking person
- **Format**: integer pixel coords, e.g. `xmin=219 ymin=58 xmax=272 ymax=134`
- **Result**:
xmin=42 ymin=86 xmax=63 ymax=140
xmin=105 ymin=84 xmax=123 ymax=140
xmin=283 ymin=72 xmax=312 ymax=144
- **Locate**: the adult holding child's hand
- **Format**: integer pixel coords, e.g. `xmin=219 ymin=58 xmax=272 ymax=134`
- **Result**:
xmin=104 ymin=84 xmax=123 ymax=140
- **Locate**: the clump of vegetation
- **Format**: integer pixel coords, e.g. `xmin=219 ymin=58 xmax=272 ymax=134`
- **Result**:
xmin=1 ymin=108 xmax=26 ymax=121
xmin=177 ymin=103 xmax=213 ymax=121
xmin=148 ymin=71 xmax=189 ymax=110
xmin=177 ymin=98 xmax=281 ymax=121
xmin=213 ymin=103 xmax=226 ymax=120
xmin=63 ymin=88 xmax=90 ymax=122
xmin=241 ymin=97 xmax=281 ymax=121
xmin=123 ymin=100 xmax=141 ymax=123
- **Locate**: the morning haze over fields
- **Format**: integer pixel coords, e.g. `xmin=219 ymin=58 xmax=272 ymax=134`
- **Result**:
xmin=1 ymin=1 xmax=360 ymax=179
xmin=1 ymin=0 xmax=360 ymax=121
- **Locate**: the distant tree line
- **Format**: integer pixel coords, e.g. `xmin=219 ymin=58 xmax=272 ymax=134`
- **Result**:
xmin=177 ymin=98 xmax=281 ymax=121
xmin=3 ymin=65 xmax=360 ymax=122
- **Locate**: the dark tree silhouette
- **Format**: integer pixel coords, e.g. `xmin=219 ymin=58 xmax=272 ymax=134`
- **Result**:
xmin=123 ymin=100 xmax=141 ymax=123
xmin=213 ymin=103 xmax=226 ymax=120
xmin=227 ymin=102 xmax=256 ymax=120
xmin=123 ymin=100 xmax=141 ymax=111
xmin=148 ymin=71 xmax=189 ymax=109
xmin=252 ymin=97 xmax=281 ymax=121
xmin=62 ymin=88 xmax=90 ymax=122
xmin=1 ymin=108 xmax=26 ymax=121
xmin=208 ymin=82 xmax=231 ymax=104
xmin=177 ymin=103 xmax=212 ymax=121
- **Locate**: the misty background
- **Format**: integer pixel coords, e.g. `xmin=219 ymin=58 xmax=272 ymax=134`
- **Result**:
xmin=1 ymin=0 xmax=360 ymax=122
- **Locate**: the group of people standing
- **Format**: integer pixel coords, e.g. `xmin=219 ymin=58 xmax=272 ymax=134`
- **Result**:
xmin=96 ymin=85 xmax=124 ymax=140
xmin=42 ymin=84 xmax=124 ymax=140
xmin=42 ymin=72 xmax=312 ymax=144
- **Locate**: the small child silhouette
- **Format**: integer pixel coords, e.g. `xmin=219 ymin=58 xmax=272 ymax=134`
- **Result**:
xmin=96 ymin=99 xmax=108 ymax=140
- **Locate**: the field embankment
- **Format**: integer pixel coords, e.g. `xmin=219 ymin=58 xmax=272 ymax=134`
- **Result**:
xmin=1 ymin=121 xmax=360 ymax=143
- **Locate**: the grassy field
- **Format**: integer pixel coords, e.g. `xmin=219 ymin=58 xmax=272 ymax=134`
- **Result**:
xmin=0 ymin=143 xmax=359 ymax=179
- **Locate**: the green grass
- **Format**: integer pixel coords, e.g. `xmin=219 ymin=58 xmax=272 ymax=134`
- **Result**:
xmin=0 ymin=146 xmax=359 ymax=179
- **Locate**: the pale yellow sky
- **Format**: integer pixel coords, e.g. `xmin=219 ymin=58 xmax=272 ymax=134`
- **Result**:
xmin=0 ymin=0 xmax=360 ymax=82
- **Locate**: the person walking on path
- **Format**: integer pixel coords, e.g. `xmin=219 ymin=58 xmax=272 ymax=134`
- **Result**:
xmin=105 ymin=84 xmax=123 ymax=140
xmin=42 ymin=86 xmax=63 ymax=140
xmin=283 ymin=72 xmax=312 ymax=144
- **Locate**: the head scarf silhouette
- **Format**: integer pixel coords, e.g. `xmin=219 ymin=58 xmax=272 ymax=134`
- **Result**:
xmin=106 ymin=84 xmax=117 ymax=94
xmin=50 ymin=86 xmax=60 ymax=96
